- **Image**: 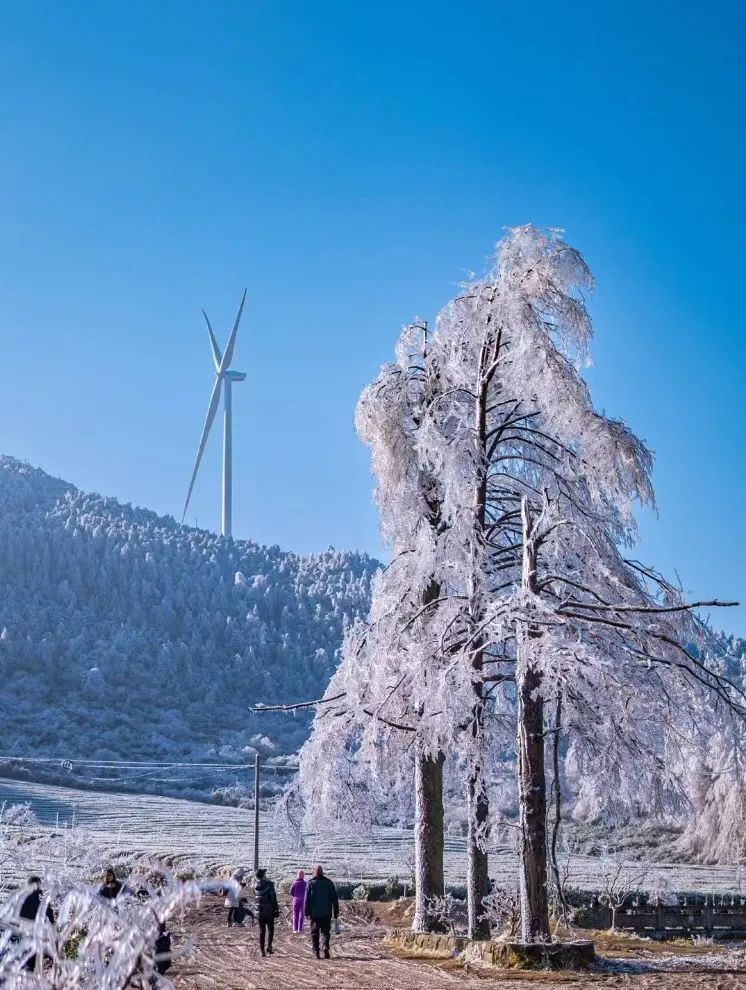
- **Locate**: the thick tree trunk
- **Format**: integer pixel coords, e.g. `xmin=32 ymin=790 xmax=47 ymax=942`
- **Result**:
xmin=411 ymin=574 xmax=446 ymax=932
xmin=516 ymin=655 xmax=550 ymax=940
xmin=516 ymin=498 xmax=551 ymax=942
xmin=466 ymin=351 xmax=492 ymax=942
xmin=413 ymin=749 xmax=446 ymax=932
xmin=467 ymin=734 xmax=491 ymax=940
xmin=549 ymin=693 xmax=567 ymax=920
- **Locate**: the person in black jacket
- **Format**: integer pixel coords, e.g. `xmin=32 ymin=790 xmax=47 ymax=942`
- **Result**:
xmin=130 ymin=888 xmax=172 ymax=983
xmin=303 ymin=865 xmax=339 ymax=959
xmin=19 ymin=877 xmax=55 ymax=926
xmin=253 ymin=868 xmax=279 ymax=957
xmin=18 ymin=876 xmax=55 ymax=972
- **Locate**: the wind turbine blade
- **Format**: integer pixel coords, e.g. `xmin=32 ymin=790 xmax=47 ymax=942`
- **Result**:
xmin=218 ymin=289 xmax=247 ymax=373
xmin=202 ymin=310 xmax=222 ymax=372
xmin=182 ymin=374 xmax=223 ymax=522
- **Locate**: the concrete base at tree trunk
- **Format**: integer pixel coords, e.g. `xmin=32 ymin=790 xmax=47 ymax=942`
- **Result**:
xmin=387 ymin=931 xmax=595 ymax=969
xmin=386 ymin=931 xmax=466 ymax=957
xmin=462 ymin=939 xmax=595 ymax=969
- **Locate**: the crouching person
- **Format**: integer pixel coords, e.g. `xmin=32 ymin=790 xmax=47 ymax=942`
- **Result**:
xmin=225 ymin=878 xmax=254 ymax=927
xmin=304 ymin=865 xmax=339 ymax=960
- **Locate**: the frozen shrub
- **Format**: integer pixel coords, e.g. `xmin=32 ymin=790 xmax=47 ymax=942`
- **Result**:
xmin=480 ymin=887 xmax=520 ymax=938
xmin=0 ymin=869 xmax=200 ymax=987
xmin=1 ymin=802 xmax=38 ymax=829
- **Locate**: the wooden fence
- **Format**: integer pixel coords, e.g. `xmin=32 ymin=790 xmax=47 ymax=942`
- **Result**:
xmin=577 ymin=903 xmax=746 ymax=938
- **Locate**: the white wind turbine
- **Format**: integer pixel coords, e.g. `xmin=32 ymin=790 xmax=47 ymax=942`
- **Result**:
xmin=183 ymin=290 xmax=247 ymax=538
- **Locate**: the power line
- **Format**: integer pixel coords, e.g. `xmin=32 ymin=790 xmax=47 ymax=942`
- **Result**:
xmin=0 ymin=755 xmax=298 ymax=772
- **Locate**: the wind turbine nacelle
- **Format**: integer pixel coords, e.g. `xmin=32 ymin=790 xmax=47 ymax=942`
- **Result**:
xmin=224 ymin=370 xmax=246 ymax=382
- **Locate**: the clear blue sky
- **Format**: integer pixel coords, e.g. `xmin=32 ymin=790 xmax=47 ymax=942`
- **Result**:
xmin=1 ymin=1 xmax=744 ymax=633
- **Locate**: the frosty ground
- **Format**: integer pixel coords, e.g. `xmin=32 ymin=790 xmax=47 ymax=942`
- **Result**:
xmin=2 ymin=778 xmax=745 ymax=987
xmin=170 ymin=899 xmax=745 ymax=989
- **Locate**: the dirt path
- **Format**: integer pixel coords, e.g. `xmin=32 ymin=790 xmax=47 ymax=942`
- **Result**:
xmin=169 ymin=900 xmax=745 ymax=990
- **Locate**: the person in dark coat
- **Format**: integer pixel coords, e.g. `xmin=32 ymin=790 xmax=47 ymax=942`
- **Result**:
xmin=153 ymin=922 xmax=172 ymax=976
xmin=131 ymin=888 xmax=172 ymax=982
xmin=303 ymin=864 xmax=339 ymax=959
xmin=19 ymin=877 xmax=55 ymax=926
xmin=253 ymin=868 xmax=279 ymax=957
xmin=98 ymin=867 xmax=123 ymax=900
xmin=18 ymin=876 xmax=55 ymax=972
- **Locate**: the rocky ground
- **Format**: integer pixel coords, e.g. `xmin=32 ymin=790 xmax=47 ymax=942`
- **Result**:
xmin=169 ymin=898 xmax=746 ymax=989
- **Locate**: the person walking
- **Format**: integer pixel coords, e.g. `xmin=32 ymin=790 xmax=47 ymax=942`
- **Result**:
xmin=253 ymin=868 xmax=279 ymax=957
xmin=304 ymin=865 xmax=339 ymax=960
xmin=289 ymin=870 xmax=307 ymax=933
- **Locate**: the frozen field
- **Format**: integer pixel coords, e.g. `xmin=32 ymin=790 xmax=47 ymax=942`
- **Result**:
xmin=1 ymin=777 xmax=742 ymax=895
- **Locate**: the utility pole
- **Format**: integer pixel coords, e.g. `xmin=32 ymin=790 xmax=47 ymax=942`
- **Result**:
xmin=253 ymin=754 xmax=260 ymax=871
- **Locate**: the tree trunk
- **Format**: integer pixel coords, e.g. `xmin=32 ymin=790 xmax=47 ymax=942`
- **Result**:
xmin=413 ymin=749 xmax=446 ymax=932
xmin=549 ymin=693 xmax=567 ymax=920
xmin=466 ymin=351 xmax=492 ymax=942
xmin=467 ymin=734 xmax=491 ymax=940
xmin=411 ymin=574 xmax=446 ymax=932
xmin=516 ymin=498 xmax=551 ymax=942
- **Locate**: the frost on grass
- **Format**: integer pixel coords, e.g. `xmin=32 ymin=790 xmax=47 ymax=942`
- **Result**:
xmin=0 ymin=803 xmax=209 ymax=987
xmin=0 ymin=870 xmax=200 ymax=988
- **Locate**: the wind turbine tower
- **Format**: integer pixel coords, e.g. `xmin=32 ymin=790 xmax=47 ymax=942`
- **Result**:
xmin=183 ymin=290 xmax=247 ymax=538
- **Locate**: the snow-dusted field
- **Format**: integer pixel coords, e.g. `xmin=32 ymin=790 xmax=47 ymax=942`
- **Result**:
xmin=1 ymin=778 xmax=742 ymax=896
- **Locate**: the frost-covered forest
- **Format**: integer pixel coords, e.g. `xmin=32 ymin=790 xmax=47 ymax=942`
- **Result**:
xmin=0 ymin=455 xmax=377 ymax=780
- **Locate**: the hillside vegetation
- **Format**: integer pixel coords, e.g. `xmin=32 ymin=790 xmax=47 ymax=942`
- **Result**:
xmin=0 ymin=456 xmax=377 ymax=788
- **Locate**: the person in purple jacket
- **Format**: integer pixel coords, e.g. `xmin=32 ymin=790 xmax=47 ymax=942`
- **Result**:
xmin=289 ymin=870 xmax=307 ymax=933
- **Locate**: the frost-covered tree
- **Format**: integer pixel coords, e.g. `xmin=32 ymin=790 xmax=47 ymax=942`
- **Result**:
xmin=299 ymin=322 xmax=456 ymax=931
xmin=421 ymin=227 xmax=741 ymax=941
xmin=511 ymin=489 xmax=740 ymax=938
xmin=302 ymin=228 xmax=640 ymax=937
xmin=302 ymin=226 xmax=742 ymax=947
xmin=294 ymin=226 xmax=744 ymax=948
xmin=401 ymin=225 xmax=658 ymax=937
xmin=678 ymin=700 xmax=746 ymax=864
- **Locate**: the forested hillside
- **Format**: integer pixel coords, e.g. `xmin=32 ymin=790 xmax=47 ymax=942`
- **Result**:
xmin=0 ymin=456 xmax=377 ymax=786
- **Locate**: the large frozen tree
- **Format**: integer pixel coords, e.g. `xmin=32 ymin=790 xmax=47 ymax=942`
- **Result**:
xmin=299 ymin=322 xmax=455 ymax=931
xmin=509 ymin=489 xmax=740 ymax=939
xmin=299 ymin=225 xmax=741 ymax=944
xmin=418 ymin=226 xmax=740 ymax=940
xmin=397 ymin=225 xmax=658 ymax=937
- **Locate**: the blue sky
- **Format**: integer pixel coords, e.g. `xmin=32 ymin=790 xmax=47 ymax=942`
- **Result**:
xmin=1 ymin=1 xmax=744 ymax=633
